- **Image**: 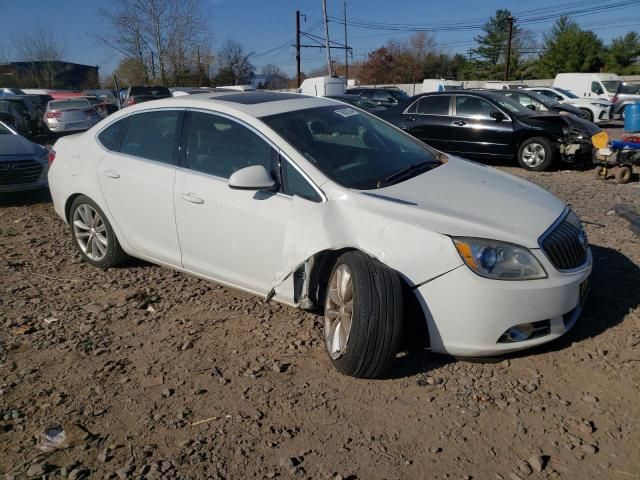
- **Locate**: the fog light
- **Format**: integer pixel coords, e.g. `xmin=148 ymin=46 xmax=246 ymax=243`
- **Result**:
xmin=498 ymin=323 xmax=534 ymax=343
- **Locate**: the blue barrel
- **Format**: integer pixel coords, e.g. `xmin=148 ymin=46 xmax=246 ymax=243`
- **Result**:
xmin=624 ymin=102 xmax=640 ymax=132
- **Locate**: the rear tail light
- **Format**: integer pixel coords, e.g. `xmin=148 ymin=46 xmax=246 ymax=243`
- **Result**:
xmin=126 ymin=97 xmax=135 ymax=106
xmin=46 ymin=111 xmax=62 ymax=119
xmin=611 ymin=96 xmax=618 ymax=103
xmin=48 ymin=149 xmax=56 ymax=166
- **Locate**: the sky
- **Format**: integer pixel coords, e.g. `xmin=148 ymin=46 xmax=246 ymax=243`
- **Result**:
xmin=0 ymin=0 xmax=639 ymax=81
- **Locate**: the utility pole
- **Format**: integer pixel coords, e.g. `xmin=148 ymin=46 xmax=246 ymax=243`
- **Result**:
xmin=296 ymin=10 xmax=302 ymax=87
xmin=322 ymin=0 xmax=332 ymax=75
xmin=504 ymin=16 xmax=514 ymax=81
xmin=344 ymin=1 xmax=348 ymax=82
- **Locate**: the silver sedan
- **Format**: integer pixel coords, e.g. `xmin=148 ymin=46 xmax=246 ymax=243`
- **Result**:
xmin=44 ymin=98 xmax=102 ymax=133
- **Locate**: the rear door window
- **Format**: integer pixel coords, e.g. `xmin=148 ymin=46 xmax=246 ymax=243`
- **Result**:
xmin=119 ymin=110 xmax=181 ymax=164
xmin=417 ymin=95 xmax=451 ymax=115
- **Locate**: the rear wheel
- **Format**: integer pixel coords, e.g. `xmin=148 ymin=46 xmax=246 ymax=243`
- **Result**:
xmin=579 ymin=108 xmax=594 ymax=122
xmin=323 ymin=251 xmax=404 ymax=378
xmin=69 ymin=195 xmax=127 ymax=268
xmin=517 ymin=137 xmax=555 ymax=171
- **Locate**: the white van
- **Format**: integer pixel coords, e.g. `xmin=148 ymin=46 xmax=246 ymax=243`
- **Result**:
xmin=421 ymin=79 xmax=463 ymax=93
xmin=553 ymin=73 xmax=622 ymax=100
xmin=299 ymin=76 xmax=345 ymax=97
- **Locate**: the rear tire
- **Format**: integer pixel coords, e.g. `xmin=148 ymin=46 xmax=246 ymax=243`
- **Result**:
xmin=323 ymin=251 xmax=404 ymax=379
xmin=69 ymin=195 xmax=127 ymax=268
xmin=517 ymin=137 xmax=555 ymax=171
xmin=579 ymin=108 xmax=594 ymax=122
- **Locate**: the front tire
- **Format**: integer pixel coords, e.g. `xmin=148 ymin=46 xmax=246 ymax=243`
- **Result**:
xmin=69 ymin=195 xmax=127 ymax=268
xmin=517 ymin=137 xmax=555 ymax=171
xmin=323 ymin=252 xmax=403 ymax=379
xmin=579 ymin=108 xmax=594 ymax=122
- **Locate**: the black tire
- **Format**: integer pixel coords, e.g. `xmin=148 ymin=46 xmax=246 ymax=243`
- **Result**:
xmin=323 ymin=251 xmax=403 ymax=379
xmin=517 ymin=136 xmax=555 ymax=171
xmin=579 ymin=108 xmax=594 ymax=122
xmin=69 ymin=195 xmax=127 ymax=268
xmin=593 ymin=166 xmax=605 ymax=180
xmin=615 ymin=166 xmax=631 ymax=184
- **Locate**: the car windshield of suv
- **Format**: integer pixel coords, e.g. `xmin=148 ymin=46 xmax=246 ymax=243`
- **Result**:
xmin=262 ymin=105 xmax=442 ymax=189
xmin=486 ymin=93 xmax=532 ymax=115
xmin=555 ymin=88 xmax=579 ymax=99
xmin=618 ymin=83 xmax=640 ymax=94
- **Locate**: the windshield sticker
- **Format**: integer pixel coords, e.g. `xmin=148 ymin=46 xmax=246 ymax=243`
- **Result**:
xmin=335 ymin=108 xmax=359 ymax=118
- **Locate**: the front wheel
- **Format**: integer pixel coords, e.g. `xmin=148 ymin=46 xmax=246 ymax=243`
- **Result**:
xmin=579 ymin=108 xmax=594 ymax=122
xmin=323 ymin=252 xmax=404 ymax=379
xmin=69 ymin=195 xmax=127 ymax=268
xmin=517 ymin=137 xmax=555 ymax=171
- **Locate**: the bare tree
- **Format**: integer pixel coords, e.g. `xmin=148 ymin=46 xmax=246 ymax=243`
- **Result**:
xmin=96 ymin=0 xmax=213 ymax=85
xmin=12 ymin=28 xmax=68 ymax=88
xmin=216 ymin=40 xmax=254 ymax=85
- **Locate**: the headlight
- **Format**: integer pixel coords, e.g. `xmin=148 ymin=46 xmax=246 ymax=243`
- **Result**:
xmin=453 ymin=237 xmax=547 ymax=280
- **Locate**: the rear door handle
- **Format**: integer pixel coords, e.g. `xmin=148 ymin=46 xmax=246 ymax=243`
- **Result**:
xmin=102 ymin=169 xmax=120 ymax=179
xmin=453 ymin=120 xmax=466 ymax=126
xmin=181 ymin=193 xmax=204 ymax=204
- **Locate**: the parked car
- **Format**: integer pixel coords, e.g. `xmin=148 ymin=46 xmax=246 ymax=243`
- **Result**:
xmin=487 ymin=89 xmax=589 ymax=119
xmin=13 ymin=95 xmax=51 ymax=136
xmin=76 ymin=95 xmax=117 ymax=118
xmin=325 ymin=94 xmax=386 ymax=111
xmin=0 ymin=98 xmax=32 ymax=137
xmin=48 ymin=92 xmax=592 ymax=378
xmin=553 ymin=72 xmax=622 ymax=101
xmin=612 ymin=82 xmax=640 ymax=119
xmin=0 ymin=120 xmax=49 ymax=193
xmin=123 ymin=86 xmax=172 ymax=106
xmin=0 ymin=87 xmax=26 ymax=98
xmin=83 ymin=89 xmax=119 ymax=110
xmin=377 ymin=91 xmax=601 ymax=171
xmin=43 ymin=98 xmax=102 ymax=133
xmin=346 ymin=87 xmax=410 ymax=108
xmin=524 ymin=87 xmax=612 ymax=124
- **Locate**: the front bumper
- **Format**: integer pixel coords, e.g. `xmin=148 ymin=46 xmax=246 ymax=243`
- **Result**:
xmin=594 ymin=106 xmax=613 ymax=123
xmin=415 ymin=248 xmax=592 ymax=357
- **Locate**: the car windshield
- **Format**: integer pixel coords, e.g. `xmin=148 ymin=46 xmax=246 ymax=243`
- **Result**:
xmin=50 ymin=99 xmax=90 ymax=110
xmin=617 ymin=83 xmax=640 ymax=94
xmin=555 ymin=88 xmax=579 ymax=99
xmin=130 ymin=86 xmax=171 ymax=96
xmin=603 ymin=80 xmax=622 ymax=93
xmin=486 ymin=93 xmax=533 ymax=115
xmin=262 ymin=105 xmax=442 ymax=189
xmin=386 ymin=89 xmax=409 ymax=101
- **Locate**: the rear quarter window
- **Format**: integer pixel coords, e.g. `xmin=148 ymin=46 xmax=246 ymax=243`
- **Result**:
xmin=98 ymin=117 xmax=131 ymax=151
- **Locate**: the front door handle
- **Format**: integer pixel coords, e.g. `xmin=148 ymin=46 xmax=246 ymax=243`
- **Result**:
xmin=102 ymin=169 xmax=120 ymax=179
xmin=453 ymin=120 xmax=467 ymax=126
xmin=181 ymin=192 xmax=204 ymax=204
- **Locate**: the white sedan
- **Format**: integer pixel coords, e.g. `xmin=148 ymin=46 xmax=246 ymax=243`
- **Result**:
xmin=48 ymin=92 xmax=592 ymax=378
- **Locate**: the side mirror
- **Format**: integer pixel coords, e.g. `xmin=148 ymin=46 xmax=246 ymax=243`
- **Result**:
xmin=490 ymin=110 xmax=507 ymax=121
xmin=526 ymin=104 xmax=537 ymax=111
xmin=228 ymin=165 xmax=276 ymax=191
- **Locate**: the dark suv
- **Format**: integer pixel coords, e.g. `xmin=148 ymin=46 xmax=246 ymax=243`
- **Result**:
xmin=346 ymin=87 xmax=410 ymax=108
xmin=377 ymin=91 xmax=601 ymax=171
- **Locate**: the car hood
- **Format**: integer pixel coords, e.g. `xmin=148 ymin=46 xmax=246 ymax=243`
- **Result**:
xmin=526 ymin=112 xmax=601 ymax=137
xmin=0 ymin=133 xmax=43 ymax=157
xmin=358 ymin=156 xmax=565 ymax=249
xmin=566 ymin=98 xmax=611 ymax=107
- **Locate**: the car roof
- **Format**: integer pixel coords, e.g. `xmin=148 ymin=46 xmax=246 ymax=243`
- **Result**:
xmin=120 ymin=91 xmax=337 ymax=117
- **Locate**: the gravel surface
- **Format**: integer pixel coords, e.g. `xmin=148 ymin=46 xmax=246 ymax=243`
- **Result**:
xmin=1 ymin=130 xmax=639 ymax=479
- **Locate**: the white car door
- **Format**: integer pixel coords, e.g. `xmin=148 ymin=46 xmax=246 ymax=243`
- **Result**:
xmin=174 ymin=110 xmax=302 ymax=294
xmin=97 ymin=109 xmax=183 ymax=266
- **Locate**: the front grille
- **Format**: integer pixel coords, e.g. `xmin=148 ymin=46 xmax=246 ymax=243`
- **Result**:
xmin=0 ymin=160 xmax=43 ymax=185
xmin=540 ymin=210 xmax=588 ymax=270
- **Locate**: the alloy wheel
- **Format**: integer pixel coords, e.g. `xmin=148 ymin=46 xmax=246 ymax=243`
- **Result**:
xmin=72 ymin=204 xmax=108 ymax=261
xmin=324 ymin=264 xmax=354 ymax=359
xmin=521 ymin=142 xmax=546 ymax=168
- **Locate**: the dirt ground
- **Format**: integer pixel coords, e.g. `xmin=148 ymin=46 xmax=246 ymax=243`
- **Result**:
xmin=1 ymin=126 xmax=639 ymax=480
